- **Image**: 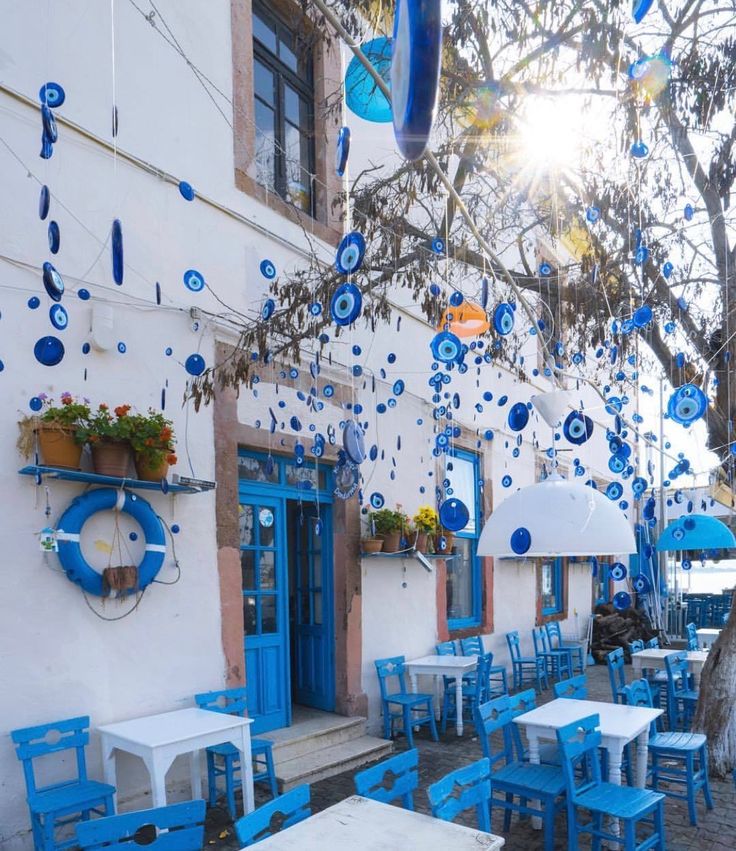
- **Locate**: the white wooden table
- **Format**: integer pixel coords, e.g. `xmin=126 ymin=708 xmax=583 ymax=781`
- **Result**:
xmin=696 ymin=628 xmax=721 ymax=649
xmin=98 ymin=707 xmax=254 ymax=815
xmin=404 ymin=655 xmax=477 ymax=736
xmin=631 ymin=648 xmax=709 ymax=687
xmin=247 ymin=795 xmax=505 ymax=850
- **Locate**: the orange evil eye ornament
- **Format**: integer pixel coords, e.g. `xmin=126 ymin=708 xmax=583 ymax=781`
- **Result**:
xmin=437 ymin=300 xmax=490 ymax=338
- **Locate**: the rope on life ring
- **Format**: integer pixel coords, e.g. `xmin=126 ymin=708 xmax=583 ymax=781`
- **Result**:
xmin=55 ymin=488 xmax=166 ymax=597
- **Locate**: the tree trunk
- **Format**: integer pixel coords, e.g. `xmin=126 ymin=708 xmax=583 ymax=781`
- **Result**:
xmin=692 ymin=591 xmax=736 ymax=777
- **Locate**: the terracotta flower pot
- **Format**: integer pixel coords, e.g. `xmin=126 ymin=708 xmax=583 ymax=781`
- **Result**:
xmin=36 ymin=425 xmax=83 ymax=469
xmin=135 ymin=454 xmax=169 ymax=482
xmin=361 ymin=538 xmax=384 ymax=554
xmin=414 ymin=531 xmax=428 ymax=553
xmin=436 ymin=531 xmax=455 ymax=554
xmin=92 ymin=440 xmax=133 ymax=478
xmin=380 ymin=530 xmax=402 ymax=553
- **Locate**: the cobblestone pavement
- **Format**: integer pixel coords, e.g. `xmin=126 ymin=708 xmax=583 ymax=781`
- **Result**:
xmin=204 ymin=664 xmax=735 ymax=850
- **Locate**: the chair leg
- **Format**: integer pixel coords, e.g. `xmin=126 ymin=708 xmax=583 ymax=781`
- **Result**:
xmin=568 ymin=803 xmax=581 ymax=851
xmin=41 ymin=811 xmax=55 ymax=851
xmin=206 ymin=750 xmax=218 ymax=807
xmin=655 ymin=800 xmax=666 ymax=850
xmin=264 ymin=746 xmax=278 ymax=798
xmin=440 ymin=690 xmax=449 ymax=735
xmin=225 ymin=754 xmax=237 ymax=821
xmin=701 ymin=744 xmax=714 ymax=810
xmin=402 ymin=705 xmax=415 ymax=748
xmin=591 ymin=811 xmax=602 ymax=851
xmin=624 ymin=817 xmax=636 ymax=851
xmin=382 ymin=703 xmax=391 ymax=740
xmin=651 ymin=751 xmax=660 ymax=791
xmin=502 ymin=794 xmax=512 ymax=831
xmin=427 ymin=701 xmax=439 ymax=742
xmin=685 ymin=752 xmax=698 ymax=825
xmin=624 ymin=743 xmax=634 ymax=787
xmin=543 ymin=799 xmax=555 ymax=851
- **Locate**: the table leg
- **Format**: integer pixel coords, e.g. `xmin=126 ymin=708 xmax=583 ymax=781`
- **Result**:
xmin=101 ymin=738 xmax=118 ymax=811
xmin=635 ymin=730 xmax=649 ymax=789
xmin=189 ymin=749 xmax=203 ymax=801
xmin=605 ymin=740 xmax=625 ymax=845
xmin=454 ymin=675 xmax=464 ymax=737
xmin=148 ymin=752 xmax=170 ymax=808
xmin=233 ymin=726 xmax=255 ymax=815
xmin=409 ymin=672 xmax=417 ymax=694
xmin=527 ymin=731 xmax=542 ymax=830
xmin=693 ymin=667 xmax=702 ymax=689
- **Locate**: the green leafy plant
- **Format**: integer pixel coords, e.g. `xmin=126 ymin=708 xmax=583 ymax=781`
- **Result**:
xmin=78 ymin=403 xmax=136 ymax=445
xmin=129 ymin=409 xmax=177 ymax=467
xmin=368 ymin=507 xmax=408 ymax=536
xmin=17 ymin=393 xmax=91 ymax=457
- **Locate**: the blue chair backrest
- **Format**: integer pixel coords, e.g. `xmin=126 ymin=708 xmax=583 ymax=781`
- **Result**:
xmin=11 ymin=715 xmax=90 ymax=797
xmin=473 ymin=652 xmax=494 ymax=706
xmin=474 ymin=694 xmax=517 ymax=768
xmin=194 ymin=686 xmax=247 ymax=717
xmin=628 ymin=639 xmax=644 ymax=655
xmin=665 ymin=651 xmax=690 ymax=696
xmin=685 ymin=622 xmax=698 ymax=651
xmin=507 ymin=688 xmax=537 ymax=757
xmin=435 ymin=641 xmax=456 ymax=656
xmin=607 ymin=647 xmax=626 ymax=690
xmin=556 ymin=713 xmax=603 ymax=804
xmin=532 ymin=626 xmax=550 ymax=654
xmin=623 ymin=678 xmax=658 ymax=737
xmin=460 ymin=635 xmax=484 ymax=656
xmin=506 ymin=630 xmax=522 ymax=661
xmin=235 ymin=785 xmax=311 ymax=847
xmin=354 ymin=748 xmax=418 ymax=810
xmin=427 ymin=757 xmax=492 ymax=832
xmin=546 ymin=621 xmax=562 ymax=648
xmin=646 ymin=637 xmax=660 ymax=649
xmin=553 ymin=675 xmax=587 ymax=700
xmin=374 ymin=656 xmax=407 ymax=700
xmin=76 ymin=801 xmax=206 ymax=851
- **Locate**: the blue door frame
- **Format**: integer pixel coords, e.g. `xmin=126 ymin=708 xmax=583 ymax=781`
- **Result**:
xmin=238 ymin=451 xmax=334 ymax=732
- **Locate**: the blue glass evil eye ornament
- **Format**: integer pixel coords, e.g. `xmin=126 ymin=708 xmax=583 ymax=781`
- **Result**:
xmin=345 ymin=37 xmax=393 ymax=123
xmin=662 ymin=261 xmax=674 ymax=279
xmin=430 ymin=330 xmax=462 ymax=364
xmin=261 ymin=299 xmax=275 ymax=321
xmin=493 ymin=302 xmax=514 ymax=335
xmin=260 ymin=259 xmax=276 ymax=279
xmin=343 ymin=419 xmax=366 ymax=465
xmin=42 ymin=262 xmax=64 ymax=301
xmin=684 ymin=203 xmax=694 ymax=221
xmin=563 ymin=411 xmax=594 ymax=445
xmin=613 ymin=590 xmax=632 ymax=611
xmin=510 ymin=527 xmax=531 ymax=555
xmin=606 ymin=482 xmax=624 ymax=501
xmin=508 ymin=402 xmax=529 ymax=432
xmin=336 ymin=126 xmax=351 ymax=177
xmin=183 ymin=269 xmax=205 ymax=292
xmin=630 ymin=140 xmax=649 ymax=158
xmin=610 ymin=562 xmax=627 ymax=581
xmin=480 ymin=277 xmax=489 ymax=309
xmin=667 ymin=383 xmax=707 ymax=425
xmin=390 ymin=0 xmax=443 ymax=161
xmin=632 ymin=476 xmax=648 ymax=496
xmin=632 ymin=0 xmax=653 ymax=24
xmin=439 ymin=498 xmax=469 ymax=532
xmin=48 ymin=220 xmax=60 ymax=254
xmin=111 ymin=219 xmax=124 ymax=285
xmin=335 ymin=231 xmax=366 ymax=275
xmin=39 ymin=82 xmax=65 ymax=108
xmin=431 ymin=237 xmax=445 ymax=255
xmin=586 ymin=206 xmax=600 ymax=223
xmin=370 ymin=492 xmax=385 ymax=509
xmin=34 ymin=336 xmax=65 ymax=366
xmin=178 ymin=181 xmax=195 ymax=201
xmin=633 ymin=574 xmax=651 ymax=594
xmin=41 ymin=105 xmax=58 ymax=143
xmin=49 ymin=303 xmax=68 ymax=330
xmin=633 ymin=304 xmax=652 ymax=327
xmin=39 ymin=185 xmax=50 ymax=220
xmin=185 ymin=353 xmax=206 ymax=376
xmin=330 ymin=283 xmax=362 ymax=326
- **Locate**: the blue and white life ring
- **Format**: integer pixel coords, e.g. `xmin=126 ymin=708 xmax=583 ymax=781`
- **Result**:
xmin=56 ymin=489 xmax=166 ymax=596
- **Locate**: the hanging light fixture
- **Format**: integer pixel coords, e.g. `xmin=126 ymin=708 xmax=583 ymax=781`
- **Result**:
xmin=477 ymin=474 xmax=637 ymax=558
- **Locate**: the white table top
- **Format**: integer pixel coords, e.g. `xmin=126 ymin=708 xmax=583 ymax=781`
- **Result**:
xmin=696 ymin=629 xmax=721 ymax=637
xmin=97 ymin=707 xmax=252 ymax=748
xmin=248 ymin=796 xmax=505 ymax=850
xmin=513 ymin=698 xmax=661 ymax=738
xmin=404 ymin=655 xmax=477 ymax=671
xmin=632 ymin=648 xmax=708 ymax=664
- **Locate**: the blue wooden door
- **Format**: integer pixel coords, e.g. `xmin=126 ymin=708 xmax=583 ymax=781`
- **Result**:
xmin=240 ymin=496 xmax=290 ymax=733
xmin=292 ymin=503 xmax=334 ymax=711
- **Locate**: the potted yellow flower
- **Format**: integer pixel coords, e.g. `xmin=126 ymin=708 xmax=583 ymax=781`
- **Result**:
xmin=412 ymin=505 xmax=438 ymax=553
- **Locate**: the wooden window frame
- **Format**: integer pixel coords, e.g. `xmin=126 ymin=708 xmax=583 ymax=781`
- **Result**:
xmin=535 ymin=557 xmax=569 ymax=625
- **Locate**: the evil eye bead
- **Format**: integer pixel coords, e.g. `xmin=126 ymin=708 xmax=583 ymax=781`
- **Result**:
xmin=178 ymin=181 xmax=196 ymax=201
xmin=309 ymin=302 xmax=322 ymax=316
xmin=586 ymin=206 xmax=600 ymax=223
xmin=42 ymin=261 xmax=64 ymax=302
xmin=336 ymin=126 xmax=351 ymax=177
xmin=667 ymin=383 xmax=707 ymax=425
xmin=672 ymin=527 xmax=685 ymax=542
xmin=502 ymin=474 xmax=512 ymax=488
xmin=449 ymin=291 xmax=463 ymax=307
xmin=48 ymin=220 xmax=60 ymax=254
xmin=183 ymin=269 xmax=206 ymax=292
xmin=39 ymin=82 xmax=66 ymax=108
xmin=633 ymin=575 xmax=651 ymax=593
xmin=261 ymin=299 xmax=275 ymax=321
xmin=111 ymin=219 xmax=124 ymax=285
xmin=633 ymin=305 xmax=652 ymax=327
xmin=28 ymin=296 xmax=40 ymax=309
xmin=41 ymin=105 xmax=58 ymax=143
xmin=343 ymin=419 xmax=366 ymax=465
xmin=663 ymin=261 xmax=674 ymax=279
xmin=613 ymin=591 xmax=632 ymax=611
xmin=632 ymin=0 xmax=654 ymax=23
xmin=369 ymin=492 xmax=385 ymax=509
xmin=49 ymin=304 xmax=68 ymax=330
xmin=563 ymin=411 xmax=594 ymax=445
xmin=539 ymin=261 xmax=553 ymax=276
xmin=630 ymin=140 xmax=649 ymax=158
xmin=430 ymin=330 xmax=462 ymax=364
xmin=610 ymin=562 xmax=627 ymax=581
xmin=38 ymin=185 xmax=50 ymax=220
xmin=510 ymin=527 xmax=531 ymax=555
xmin=260 ymin=259 xmax=277 ymax=280
xmin=330 ymin=283 xmax=362 ymax=326
xmin=335 ymin=231 xmax=366 ymax=275
xmin=390 ymin=0 xmax=443 ymax=161
xmin=33 ymin=335 xmax=65 ymax=366
xmin=606 ymin=482 xmax=624 ymax=501
xmin=393 ymin=379 xmax=405 ymax=396
xmin=684 ymin=203 xmax=694 ymax=221
xmin=508 ymin=402 xmax=529 ymax=432
xmin=493 ymin=303 xmax=514 ymax=336
xmin=431 ymin=237 xmax=445 ymax=255
xmin=632 ymin=476 xmax=647 ymax=496
xmin=608 ymin=454 xmax=627 ymax=474
xmin=184 ymin=353 xmax=206 ymax=376
xmin=681 ymin=558 xmax=692 ymax=570
xmin=439 ymin=498 xmax=470 ymax=532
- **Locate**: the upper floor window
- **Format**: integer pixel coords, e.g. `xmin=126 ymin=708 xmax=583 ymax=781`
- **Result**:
xmin=540 ymin=557 xmax=564 ymax=616
xmin=253 ymin=2 xmax=315 ymax=215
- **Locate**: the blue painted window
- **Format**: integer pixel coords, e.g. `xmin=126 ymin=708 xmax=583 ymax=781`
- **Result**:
xmin=446 ymin=449 xmax=482 ymax=630
xmin=541 ymin=558 xmax=564 ymax=616
xmin=594 ymin=562 xmax=612 ymax=605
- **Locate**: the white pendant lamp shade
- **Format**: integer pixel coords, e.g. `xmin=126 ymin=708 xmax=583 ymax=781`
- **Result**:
xmin=531 ymin=390 xmax=571 ymax=427
xmin=477 ymin=475 xmax=637 ymax=558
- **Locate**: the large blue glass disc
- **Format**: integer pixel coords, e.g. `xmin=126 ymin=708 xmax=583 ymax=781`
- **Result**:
xmin=613 ymin=590 xmax=632 ymax=610
xmin=34 ymin=336 xmax=65 ymax=366
xmin=343 ymin=419 xmax=366 ymax=465
xmin=439 ymin=498 xmax=469 ymax=532
xmin=335 ymin=232 xmax=366 ymax=275
xmin=493 ymin=303 xmax=514 ymax=335
xmin=185 ymin=353 xmax=206 ymax=376
xmin=111 ymin=219 xmax=124 ymax=285
xmin=507 ymin=402 xmax=529 ymax=432
xmin=345 ymin=37 xmax=393 ymax=123
xmin=42 ymin=262 xmax=64 ymax=302
xmin=563 ymin=411 xmax=593 ymax=445
xmin=330 ymin=283 xmax=362 ymax=326
xmin=510 ymin=527 xmax=531 ymax=555
xmin=667 ymin=383 xmax=707 ymax=425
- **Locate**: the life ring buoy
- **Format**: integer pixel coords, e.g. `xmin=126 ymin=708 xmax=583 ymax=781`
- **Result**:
xmin=56 ymin=488 xmax=166 ymax=596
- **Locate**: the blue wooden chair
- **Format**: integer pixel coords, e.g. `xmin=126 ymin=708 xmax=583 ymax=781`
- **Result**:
xmin=645 ymin=637 xmax=660 ymax=649
xmin=553 ymin=674 xmax=588 ymax=700
xmin=76 ymin=801 xmax=205 ymax=851
xmin=474 ymin=694 xmax=566 ymax=850
xmin=532 ymin=626 xmax=572 ymax=682
xmin=374 ymin=656 xmax=438 ymax=747
xmin=630 ymin=639 xmax=665 ymax=709
xmin=685 ymin=622 xmax=699 ymax=651
xmin=664 ymin=651 xmax=699 ymax=731
xmin=427 ymin=758 xmax=492 ymax=831
xmin=624 ymin=678 xmax=713 ymax=825
xmin=606 ymin=647 xmax=628 ymax=704
xmin=10 ymin=716 xmax=115 ymax=851
xmin=506 ymin=630 xmax=548 ymax=692
xmin=234 ymin=785 xmax=310 ymax=847
xmin=460 ymin=635 xmax=507 ymax=695
xmin=546 ymin=621 xmax=586 ymax=674
xmin=435 ymin=641 xmax=476 ymax=733
xmin=506 ymin=689 xmax=560 ymax=766
xmin=556 ymin=713 xmax=666 ymax=851
xmin=628 ymin=639 xmax=644 ymax=655
xmin=354 ymin=748 xmax=418 ymax=810
xmin=194 ymin=687 xmax=278 ymax=819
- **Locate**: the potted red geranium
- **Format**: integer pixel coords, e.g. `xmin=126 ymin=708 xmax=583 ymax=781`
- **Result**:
xmin=79 ymin=403 xmax=135 ymax=477
xmin=129 ymin=409 xmax=177 ymax=481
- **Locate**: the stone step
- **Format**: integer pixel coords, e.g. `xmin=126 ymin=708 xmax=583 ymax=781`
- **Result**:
xmin=259 ymin=709 xmax=367 ymax=764
xmin=275 ymin=734 xmax=393 ymax=791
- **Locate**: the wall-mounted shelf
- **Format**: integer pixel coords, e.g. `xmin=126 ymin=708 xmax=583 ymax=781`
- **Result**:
xmin=360 ymin=550 xmax=456 ymax=572
xmin=19 ymin=465 xmax=207 ymax=495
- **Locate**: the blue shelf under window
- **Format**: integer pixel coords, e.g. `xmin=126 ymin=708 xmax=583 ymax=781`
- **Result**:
xmin=19 ymin=465 xmax=203 ymax=494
